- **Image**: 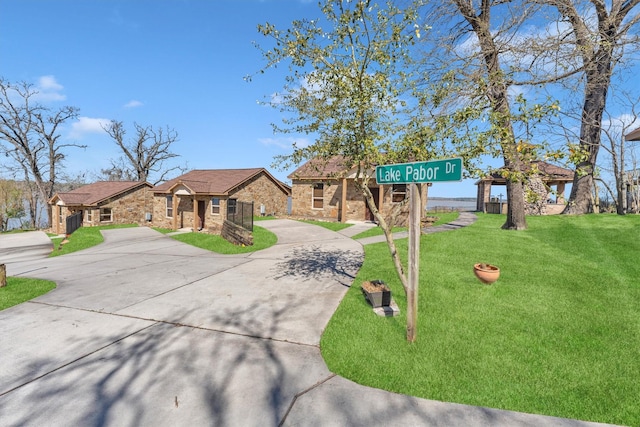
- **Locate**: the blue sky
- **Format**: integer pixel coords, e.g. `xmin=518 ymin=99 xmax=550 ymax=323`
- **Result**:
xmin=3 ymin=1 xmax=637 ymax=199
xmin=0 ymin=0 xmax=478 ymax=197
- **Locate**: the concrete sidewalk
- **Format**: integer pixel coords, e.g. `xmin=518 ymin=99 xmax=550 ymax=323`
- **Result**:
xmin=0 ymin=222 xmax=618 ymax=426
xmin=355 ymin=211 xmax=478 ymax=245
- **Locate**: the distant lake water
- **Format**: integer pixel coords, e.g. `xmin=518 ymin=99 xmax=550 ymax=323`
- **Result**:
xmin=426 ymin=198 xmax=476 ymax=212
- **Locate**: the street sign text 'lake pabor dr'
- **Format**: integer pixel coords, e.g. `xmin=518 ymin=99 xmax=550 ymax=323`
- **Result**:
xmin=375 ymin=157 xmax=463 ymax=184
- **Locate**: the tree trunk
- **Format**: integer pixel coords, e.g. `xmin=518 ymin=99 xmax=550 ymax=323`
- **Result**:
xmin=0 ymin=264 xmax=6 ymax=288
xmin=359 ymin=183 xmax=409 ymax=294
xmin=563 ymin=26 xmax=615 ymax=214
xmin=564 ymin=172 xmax=594 ymax=214
xmin=502 ymin=179 xmax=528 ymax=230
xmin=454 ymin=0 xmax=528 ymax=230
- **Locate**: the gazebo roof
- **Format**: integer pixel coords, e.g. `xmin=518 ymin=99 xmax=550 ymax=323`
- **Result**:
xmin=476 ymin=161 xmax=574 ymax=185
xmin=625 ymin=126 xmax=640 ymax=141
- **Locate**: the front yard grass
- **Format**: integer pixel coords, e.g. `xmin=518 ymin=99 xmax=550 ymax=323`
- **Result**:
xmin=300 ymin=219 xmax=353 ymax=232
xmin=169 ymin=225 xmax=277 ymax=254
xmin=348 ymin=212 xmax=459 ymax=240
xmin=49 ymin=224 xmax=138 ymax=257
xmin=0 ymin=277 xmax=56 ymax=311
xmin=321 ymin=214 xmax=640 ymax=426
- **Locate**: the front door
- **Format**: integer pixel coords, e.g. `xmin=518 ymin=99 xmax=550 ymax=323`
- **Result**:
xmin=198 ymin=200 xmax=205 ymax=230
xmin=366 ymin=187 xmax=380 ymax=221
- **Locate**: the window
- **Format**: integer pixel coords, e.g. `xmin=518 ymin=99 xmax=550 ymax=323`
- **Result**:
xmin=211 ymin=197 xmax=220 ymax=215
xmin=58 ymin=206 xmax=63 ymax=225
xmin=227 ymin=198 xmax=237 ymax=215
xmin=312 ymin=183 xmax=324 ymax=209
xmin=100 ymin=208 xmax=113 ymax=222
xmin=85 ymin=209 xmax=92 ymax=222
xmin=392 ymin=184 xmax=407 ymax=203
xmin=166 ymin=196 xmax=173 ymax=218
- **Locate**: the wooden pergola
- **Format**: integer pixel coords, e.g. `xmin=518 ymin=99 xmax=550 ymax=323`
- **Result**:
xmin=476 ymin=161 xmax=575 ymax=214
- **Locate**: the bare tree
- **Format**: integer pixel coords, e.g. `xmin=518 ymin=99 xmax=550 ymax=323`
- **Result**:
xmin=598 ymin=91 xmax=640 ymax=214
xmin=627 ymin=148 xmax=640 ymax=213
xmin=422 ymin=0 xmax=555 ymax=230
xmin=0 ymin=78 xmax=83 ymax=228
xmin=528 ymin=0 xmax=640 ymax=214
xmin=103 ymin=120 xmax=184 ymax=185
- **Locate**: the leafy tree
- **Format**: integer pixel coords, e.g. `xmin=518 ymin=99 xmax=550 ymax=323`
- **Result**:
xmin=253 ymin=0 xmax=433 ymax=341
xmin=420 ymin=0 xmax=567 ymax=230
xmin=0 ymin=78 xmax=83 ymax=228
xmin=102 ymin=120 xmax=184 ymax=185
xmin=0 ymin=179 xmax=25 ymax=231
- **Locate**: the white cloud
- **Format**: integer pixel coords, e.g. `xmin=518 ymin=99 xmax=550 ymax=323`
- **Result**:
xmin=33 ymin=75 xmax=66 ymax=102
xmin=602 ymin=113 xmax=639 ymax=133
xmin=258 ymin=136 xmax=311 ymax=149
xmin=69 ymin=116 xmax=111 ymax=139
xmin=124 ymin=99 xmax=143 ymax=108
xmin=38 ymin=75 xmax=63 ymax=91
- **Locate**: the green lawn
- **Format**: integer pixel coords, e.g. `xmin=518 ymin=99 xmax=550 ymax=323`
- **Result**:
xmin=0 ymin=277 xmax=56 ymax=311
xmin=349 ymin=212 xmax=460 ymax=240
xmin=425 ymin=211 xmax=460 ymax=226
xmin=300 ymin=219 xmax=354 ymax=232
xmin=321 ymin=214 xmax=640 ymax=426
xmin=169 ymin=225 xmax=277 ymax=254
xmin=50 ymin=224 xmax=138 ymax=256
xmin=151 ymin=227 xmax=174 ymax=234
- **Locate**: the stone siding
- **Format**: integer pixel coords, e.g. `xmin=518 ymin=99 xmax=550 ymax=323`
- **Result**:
xmin=290 ymin=179 xmax=416 ymax=224
xmin=54 ymin=186 xmax=153 ymax=235
xmin=290 ymin=179 xmax=342 ymax=220
xmin=229 ymin=174 xmax=289 ymax=216
xmin=151 ymin=172 xmax=289 ymax=232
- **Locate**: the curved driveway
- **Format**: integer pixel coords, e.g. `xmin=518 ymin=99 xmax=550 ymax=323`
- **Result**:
xmin=0 ymin=220 xmax=613 ymax=427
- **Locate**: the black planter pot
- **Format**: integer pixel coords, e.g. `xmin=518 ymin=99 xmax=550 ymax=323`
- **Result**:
xmin=361 ymin=280 xmax=392 ymax=308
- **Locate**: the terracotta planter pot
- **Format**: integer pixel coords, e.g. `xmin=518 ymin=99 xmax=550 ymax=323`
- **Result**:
xmin=473 ymin=263 xmax=500 ymax=284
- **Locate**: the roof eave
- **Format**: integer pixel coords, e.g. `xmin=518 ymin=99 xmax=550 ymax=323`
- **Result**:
xmin=625 ymin=127 xmax=640 ymax=141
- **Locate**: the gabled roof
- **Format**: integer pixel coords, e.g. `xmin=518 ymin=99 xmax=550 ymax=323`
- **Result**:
xmin=153 ymin=168 xmax=291 ymax=196
xmin=476 ymin=161 xmax=574 ymax=184
xmin=50 ymin=181 xmax=153 ymax=206
xmin=288 ymin=156 xmax=353 ymax=179
xmin=625 ymin=126 xmax=640 ymax=141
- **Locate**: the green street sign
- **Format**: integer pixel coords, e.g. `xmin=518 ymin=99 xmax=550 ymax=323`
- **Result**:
xmin=375 ymin=158 xmax=463 ymax=184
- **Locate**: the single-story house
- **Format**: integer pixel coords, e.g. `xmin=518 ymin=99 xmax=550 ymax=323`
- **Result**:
xmin=288 ymin=156 xmax=426 ymax=224
xmin=151 ymin=168 xmax=291 ymax=232
xmin=49 ymin=181 xmax=154 ymax=235
xmin=475 ymin=161 xmax=574 ymax=215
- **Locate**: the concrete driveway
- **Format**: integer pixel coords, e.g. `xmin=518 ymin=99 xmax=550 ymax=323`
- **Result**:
xmin=0 ymin=231 xmax=53 ymax=263
xmin=0 ymin=222 xmax=616 ymax=426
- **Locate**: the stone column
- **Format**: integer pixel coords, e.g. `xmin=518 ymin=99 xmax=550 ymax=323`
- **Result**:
xmin=557 ymin=182 xmax=566 ymax=204
xmin=193 ymin=196 xmax=199 ymax=230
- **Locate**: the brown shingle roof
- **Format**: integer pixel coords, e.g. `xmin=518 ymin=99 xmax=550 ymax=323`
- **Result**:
xmin=479 ymin=161 xmax=574 ymax=183
xmin=288 ymin=156 xmax=352 ymax=179
xmin=532 ymin=161 xmax=574 ymax=179
xmin=154 ymin=168 xmax=291 ymax=195
xmin=626 ymin=126 xmax=640 ymax=141
xmin=52 ymin=181 xmax=152 ymax=206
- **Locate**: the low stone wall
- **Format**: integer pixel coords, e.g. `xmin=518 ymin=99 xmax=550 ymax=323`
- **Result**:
xmin=221 ymin=220 xmax=253 ymax=246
